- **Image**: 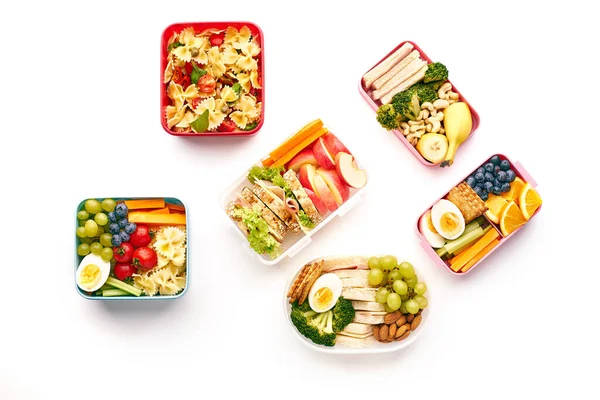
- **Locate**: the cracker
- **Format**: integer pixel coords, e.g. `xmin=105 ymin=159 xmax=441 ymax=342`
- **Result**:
xmin=446 ymin=182 xmax=487 ymax=223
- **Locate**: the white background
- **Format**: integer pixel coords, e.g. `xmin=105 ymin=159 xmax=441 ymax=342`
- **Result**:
xmin=1 ymin=0 xmax=598 ymax=398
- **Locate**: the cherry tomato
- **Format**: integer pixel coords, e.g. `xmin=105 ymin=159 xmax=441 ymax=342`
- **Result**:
xmin=198 ymin=74 xmax=216 ymax=93
xmin=114 ymin=263 xmax=136 ymax=281
xmin=185 ymin=62 xmax=194 ymax=75
xmin=172 ymin=67 xmax=183 ymax=84
xmin=180 ymin=75 xmax=191 ymax=90
xmin=209 ymin=34 xmax=224 ymax=47
xmin=113 ymin=242 xmax=134 ymax=263
xmin=191 ymin=97 xmax=202 ymax=111
xmin=218 ymin=118 xmax=237 ymax=132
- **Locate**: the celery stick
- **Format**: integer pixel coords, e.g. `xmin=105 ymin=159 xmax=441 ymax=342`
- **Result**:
xmin=105 ymin=277 xmax=143 ymax=297
xmin=102 ymin=289 xmax=129 ymax=297
xmin=435 ymin=247 xmax=448 ymax=258
xmin=463 ymin=219 xmax=482 ymax=235
xmin=447 ymin=225 xmax=491 ymax=255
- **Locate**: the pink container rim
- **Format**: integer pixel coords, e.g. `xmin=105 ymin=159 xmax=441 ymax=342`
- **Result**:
xmin=415 ymin=153 xmax=542 ymax=275
xmin=159 ymin=21 xmax=265 ymax=137
xmin=359 ymin=40 xmax=480 ymax=167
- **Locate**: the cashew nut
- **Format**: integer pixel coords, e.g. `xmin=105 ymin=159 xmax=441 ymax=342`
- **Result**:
xmin=407 ymin=135 xmax=419 ymax=146
xmin=426 ymin=123 xmax=432 ymax=132
xmin=448 ymin=92 xmax=459 ymax=100
xmin=416 ymin=110 xmax=425 ymax=121
xmin=433 ymin=99 xmax=450 ymax=110
xmin=421 ymin=109 xmax=429 ymax=120
xmin=408 ymin=120 xmax=423 ymax=126
xmin=421 ymin=102 xmax=434 ymax=111
xmin=448 ymin=99 xmax=457 ymax=104
xmin=430 ymin=119 xmax=441 ymax=133
xmin=438 ymin=82 xmax=452 ymax=98
xmin=410 ymin=124 xmax=425 ymax=132
xmin=434 ymin=111 xmax=444 ymax=121
xmin=431 ymin=109 xmax=438 ymax=117
xmin=400 ymin=122 xmax=410 ymax=134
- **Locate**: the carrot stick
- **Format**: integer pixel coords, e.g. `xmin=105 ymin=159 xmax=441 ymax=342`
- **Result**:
xmin=166 ymin=203 xmax=185 ymax=212
xmin=460 ymin=239 xmax=501 ymax=272
xmin=272 ymin=127 xmax=328 ymax=168
xmin=146 ymin=207 xmax=170 ymax=214
xmin=450 ymin=229 xmax=500 ymax=272
xmin=269 ymin=119 xmax=323 ymax=161
xmin=124 ymin=199 xmax=165 ymax=210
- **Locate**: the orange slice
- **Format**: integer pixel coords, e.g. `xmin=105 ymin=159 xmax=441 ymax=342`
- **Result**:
xmin=484 ymin=194 xmax=508 ymax=224
xmin=499 ymin=201 xmax=527 ymax=236
xmin=501 ymin=177 xmax=525 ymax=202
xmin=519 ymin=183 xmax=542 ymax=220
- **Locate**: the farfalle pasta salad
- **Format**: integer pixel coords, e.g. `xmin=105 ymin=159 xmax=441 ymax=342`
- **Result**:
xmin=162 ymin=24 xmax=263 ymax=134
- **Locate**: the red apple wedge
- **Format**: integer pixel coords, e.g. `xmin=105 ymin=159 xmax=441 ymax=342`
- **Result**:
xmin=304 ymin=188 xmax=328 ymax=215
xmin=312 ymin=174 xmax=338 ymax=212
xmin=317 ymin=168 xmax=350 ymax=205
xmin=298 ymin=164 xmax=317 ymax=192
xmin=335 ymin=152 xmax=367 ymax=189
xmin=286 ymin=148 xmax=318 ymax=172
xmin=312 ymin=137 xmax=336 ymax=169
xmin=323 ymin=133 xmax=351 ymax=158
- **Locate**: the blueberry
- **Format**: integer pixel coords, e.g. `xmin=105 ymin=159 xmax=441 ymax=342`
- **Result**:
xmin=484 ymin=163 xmax=495 ymax=173
xmin=475 ymin=172 xmax=485 ymax=182
xmin=124 ymin=222 xmax=137 ymax=234
xmin=118 ymin=218 xmax=128 ymax=229
xmin=492 ymin=186 xmax=502 ymax=195
xmin=495 ymin=166 xmax=501 ymax=173
xmin=119 ymin=231 xmax=130 ymax=242
xmin=506 ymin=170 xmax=516 ymax=182
xmin=480 ymin=191 xmax=488 ymax=201
xmin=115 ymin=203 xmax=128 ymax=218
xmin=109 ymin=223 xmax=120 ymax=234
xmin=497 ymin=171 xmax=507 ymax=182
xmin=484 ymin=172 xmax=495 ymax=182
xmin=489 ymin=155 xmax=501 ymax=165
xmin=476 ymin=167 xmax=485 ymax=175
xmin=466 ymin=176 xmax=476 ymax=188
xmin=476 ymin=182 xmax=485 ymax=190
xmin=111 ymin=235 xmax=122 ymax=247
xmin=108 ymin=212 xmax=117 ymax=223
xmin=500 ymin=160 xmax=511 ymax=171
xmin=473 ymin=186 xmax=482 ymax=196
xmin=501 ymin=182 xmax=511 ymax=192
xmin=484 ymin=181 xmax=494 ymax=192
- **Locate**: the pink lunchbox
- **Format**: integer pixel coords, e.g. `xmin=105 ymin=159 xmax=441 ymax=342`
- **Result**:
xmin=359 ymin=40 xmax=480 ymax=167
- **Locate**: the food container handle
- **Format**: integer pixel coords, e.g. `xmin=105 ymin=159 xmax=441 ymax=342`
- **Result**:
xmin=337 ymin=194 xmax=361 ymax=217
xmin=287 ymin=236 xmax=312 ymax=259
xmin=513 ymin=161 xmax=537 ymax=187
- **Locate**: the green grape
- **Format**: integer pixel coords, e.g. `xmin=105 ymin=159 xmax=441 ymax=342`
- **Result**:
xmin=77 ymin=243 xmax=91 ymax=256
xmin=399 ymin=302 xmax=408 ymax=314
xmin=400 ymin=293 xmax=409 ymax=301
xmin=100 ymin=233 xmax=113 ymax=247
xmin=387 ymin=293 xmax=401 ymax=311
xmin=79 ymin=237 xmax=93 ymax=244
xmin=84 ymin=219 xmax=98 ymax=237
xmin=384 ymin=304 xmax=395 ymax=313
xmin=393 ymin=279 xmax=408 ymax=295
xmin=405 ymin=299 xmax=419 ymax=314
xmin=368 ymin=256 xmax=381 ymax=270
xmin=398 ymin=261 xmax=416 ymax=278
xmin=84 ymin=199 xmax=102 ymax=214
xmin=381 ymin=271 xmax=389 ymax=286
xmin=96 ymin=226 xmax=104 ymax=236
xmin=404 ymin=275 xmax=418 ymax=289
xmin=375 ymin=287 xmax=389 ymax=304
xmin=388 ymin=270 xmax=402 ymax=283
xmin=380 ymin=255 xmax=398 ymax=271
xmin=77 ymin=210 xmax=89 ymax=220
xmin=414 ymin=282 xmax=427 ymax=295
xmin=94 ymin=212 xmax=108 ymax=226
xmin=101 ymin=198 xmax=117 ymax=212
xmin=76 ymin=227 xmax=87 ymax=238
xmin=78 ymin=219 xmax=87 ymax=227
xmin=368 ymin=269 xmax=384 ymax=286
xmin=414 ymin=295 xmax=428 ymax=309
xmin=90 ymin=242 xmax=103 ymax=255
xmin=100 ymin=247 xmax=113 ymax=262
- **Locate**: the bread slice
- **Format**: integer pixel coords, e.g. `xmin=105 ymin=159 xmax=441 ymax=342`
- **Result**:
xmin=252 ymin=184 xmax=300 ymax=233
xmin=225 ymin=201 xmax=281 ymax=246
xmin=362 ymin=42 xmax=413 ymax=90
xmin=350 ymin=301 xmax=386 ymax=312
xmin=283 ymin=169 xmax=323 ymax=231
xmin=341 ymin=287 xmax=376 ymax=302
xmin=340 ymin=276 xmax=370 ymax=288
xmin=335 ymin=333 xmax=376 ymax=348
xmin=239 ymin=187 xmax=286 ymax=241
xmin=372 ymin=50 xmax=420 ymax=91
xmin=353 ymin=311 xmax=386 ymax=325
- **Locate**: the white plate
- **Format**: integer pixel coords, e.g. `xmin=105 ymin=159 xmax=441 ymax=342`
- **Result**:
xmin=283 ymin=255 xmax=430 ymax=354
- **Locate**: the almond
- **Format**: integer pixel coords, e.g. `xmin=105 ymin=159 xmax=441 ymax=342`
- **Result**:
xmin=395 ymin=331 xmax=410 ymax=341
xmin=395 ymin=324 xmax=407 ymax=338
xmin=389 ymin=323 xmax=397 ymax=338
xmin=380 ymin=324 xmax=389 ymax=341
xmin=411 ymin=315 xmax=422 ymax=331
xmin=373 ymin=325 xmax=381 ymax=341
xmin=403 ymin=323 xmax=411 ymax=332
xmin=396 ymin=315 xmax=407 ymax=327
xmin=417 ymin=309 xmax=423 ymax=315
xmin=407 ymin=313 xmax=415 ymax=323
xmin=384 ymin=311 xmax=401 ymax=324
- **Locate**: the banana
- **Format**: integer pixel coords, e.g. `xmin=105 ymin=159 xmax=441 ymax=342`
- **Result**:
xmin=440 ymin=102 xmax=472 ymax=167
xmin=416 ymin=133 xmax=448 ymax=164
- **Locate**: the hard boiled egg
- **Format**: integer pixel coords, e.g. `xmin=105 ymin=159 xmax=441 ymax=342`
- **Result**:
xmin=431 ymin=199 xmax=465 ymax=240
xmin=308 ymin=273 xmax=342 ymax=313
xmin=76 ymin=254 xmax=110 ymax=292
xmin=419 ymin=209 xmax=445 ymax=248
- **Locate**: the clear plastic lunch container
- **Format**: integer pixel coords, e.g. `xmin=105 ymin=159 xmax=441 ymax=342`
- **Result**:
xmin=283 ymin=255 xmax=430 ymax=354
xmin=359 ymin=40 xmax=480 ymax=167
xmin=416 ymin=154 xmax=541 ymax=275
xmin=74 ymin=197 xmax=189 ymax=300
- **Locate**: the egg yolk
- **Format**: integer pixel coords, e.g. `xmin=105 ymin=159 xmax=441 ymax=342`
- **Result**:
xmin=426 ymin=214 xmax=440 ymax=234
xmin=314 ymin=287 xmax=333 ymax=308
xmin=440 ymin=212 xmax=460 ymax=235
xmin=79 ymin=264 xmax=101 ymax=289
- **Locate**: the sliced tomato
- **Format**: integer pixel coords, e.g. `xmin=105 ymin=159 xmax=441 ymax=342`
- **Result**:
xmin=218 ymin=118 xmax=237 ymax=132
xmin=198 ymin=74 xmax=216 ymax=93
xmin=210 ymin=34 xmax=224 ymax=47
xmin=172 ymin=67 xmax=183 ymax=84
xmin=191 ymin=97 xmax=202 ymax=110
xmin=180 ymin=75 xmax=190 ymax=89
xmin=185 ymin=62 xmax=194 ymax=75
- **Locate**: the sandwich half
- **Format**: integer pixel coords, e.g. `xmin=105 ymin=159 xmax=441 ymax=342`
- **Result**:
xmin=283 ymin=169 xmax=323 ymax=233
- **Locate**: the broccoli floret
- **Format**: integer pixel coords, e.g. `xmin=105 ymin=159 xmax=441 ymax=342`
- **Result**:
xmin=424 ymin=62 xmax=448 ymax=83
xmin=391 ymin=89 xmax=420 ymax=121
xmin=332 ymin=297 xmax=355 ymax=333
xmin=290 ymin=301 xmax=336 ymax=347
xmin=376 ymin=104 xmax=402 ymax=130
xmin=412 ymin=82 xmax=438 ymax=104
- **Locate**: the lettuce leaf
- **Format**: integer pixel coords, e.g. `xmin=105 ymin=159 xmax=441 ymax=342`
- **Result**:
xmin=190 ymin=110 xmax=209 ymax=133
xmin=232 ymin=206 xmax=280 ymax=258
xmin=190 ymin=62 xmax=207 ymax=85
xmin=247 ymin=166 xmax=294 ymax=198
xmin=298 ymin=210 xmax=315 ymax=229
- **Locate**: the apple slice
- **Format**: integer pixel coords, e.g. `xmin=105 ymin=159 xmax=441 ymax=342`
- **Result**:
xmin=298 ymin=164 xmax=317 ymax=192
xmin=323 ymin=133 xmax=351 ymax=158
xmin=317 ymin=168 xmax=350 ymax=205
xmin=286 ymin=148 xmax=318 ymax=172
xmin=312 ymin=174 xmax=338 ymax=212
xmin=304 ymin=188 xmax=328 ymax=216
xmin=312 ymin=137 xmax=336 ymax=169
xmin=335 ymin=152 xmax=367 ymax=189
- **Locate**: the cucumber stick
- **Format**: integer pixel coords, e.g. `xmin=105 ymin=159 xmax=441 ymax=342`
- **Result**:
xmin=105 ymin=277 xmax=143 ymax=297
xmin=445 ymin=225 xmax=491 ymax=255
xmin=436 ymin=247 xmax=448 ymax=258
xmin=102 ymin=289 xmax=129 ymax=297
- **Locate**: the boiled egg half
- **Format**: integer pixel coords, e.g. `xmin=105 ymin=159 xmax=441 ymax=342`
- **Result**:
xmin=308 ymin=273 xmax=342 ymax=313
xmin=419 ymin=209 xmax=446 ymax=248
xmin=431 ymin=199 xmax=465 ymax=240
xmin=76 ymin=254 xmax=110 ymax=292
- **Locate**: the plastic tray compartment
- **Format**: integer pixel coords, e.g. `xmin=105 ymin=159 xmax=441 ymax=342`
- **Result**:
xmin=218 ymin=125 xmax=367 ymax=265
xmin=160 ymin=21 xmax=264 ymax=137
xmin=359 ymin=40 xmax=480 ymax=167
xmin=75 ymin=197 xmax=189 ymax=300
xmin=284 ymin=255 xmax=430 ymax=354
xmin=416 ymin=154 xmax=541 ymax=275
